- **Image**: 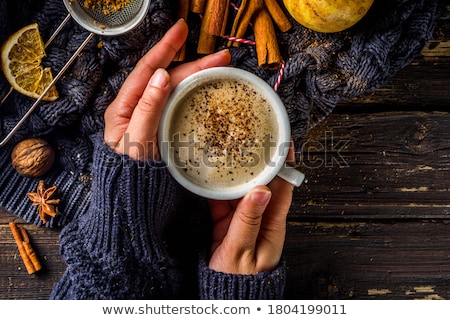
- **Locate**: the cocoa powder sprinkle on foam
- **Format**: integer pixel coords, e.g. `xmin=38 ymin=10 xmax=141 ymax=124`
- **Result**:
xmin=171 ymin=79 xmax=276 ymax=188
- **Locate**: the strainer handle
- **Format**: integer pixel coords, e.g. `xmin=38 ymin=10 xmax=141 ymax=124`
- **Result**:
xmin=45 ymin=13 xmax=72 ymax=47
xmin=0 ymin=32 xmax=95 ymax=147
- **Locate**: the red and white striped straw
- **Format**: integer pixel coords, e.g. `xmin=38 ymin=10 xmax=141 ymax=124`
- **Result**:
xmin=274 ymin=60 xmax=285 ymax=92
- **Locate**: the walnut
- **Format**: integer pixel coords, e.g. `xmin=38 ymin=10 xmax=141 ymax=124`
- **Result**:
xmin=11 ymin=138 xmax=55 ymax=177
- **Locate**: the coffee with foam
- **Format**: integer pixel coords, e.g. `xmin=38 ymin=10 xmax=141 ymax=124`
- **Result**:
xmin=168 ymin=79 xmax=278 ymax=189
xmin=160 ymin=67 xmax=304 ymax=200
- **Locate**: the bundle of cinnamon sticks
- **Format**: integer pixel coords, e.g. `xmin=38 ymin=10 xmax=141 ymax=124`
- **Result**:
xmin=174 ymin=0 xmax=292 ymax=70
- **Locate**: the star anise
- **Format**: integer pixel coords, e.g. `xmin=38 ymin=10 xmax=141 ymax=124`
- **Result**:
xmin=27 ymin=180 xmax=60 ymax=224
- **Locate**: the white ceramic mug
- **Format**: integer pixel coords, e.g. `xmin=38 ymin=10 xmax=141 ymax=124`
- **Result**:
xmin=159 ymin=67 xmax=305 ymax=200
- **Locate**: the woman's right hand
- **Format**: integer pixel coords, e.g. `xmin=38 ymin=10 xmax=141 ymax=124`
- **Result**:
xmin=207 ymin=146 xmax=297 ymax=274
xmin=103 ymin=19 xmax=231 ymax=161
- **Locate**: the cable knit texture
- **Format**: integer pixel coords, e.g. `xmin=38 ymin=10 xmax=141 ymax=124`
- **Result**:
xmin=50 ymin=134 xmax=184 ymax=299
xmin=0 ymin=0 xmax=438 ymax=226
xmin=50 ymin=134 xmax=286 ymax=299
xmin=198 ymin=257 xmax=286 ymax=299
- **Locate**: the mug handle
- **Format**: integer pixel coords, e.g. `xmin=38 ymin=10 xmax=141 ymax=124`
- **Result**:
xmin=277 ymin=165 xmax=305 ymax=187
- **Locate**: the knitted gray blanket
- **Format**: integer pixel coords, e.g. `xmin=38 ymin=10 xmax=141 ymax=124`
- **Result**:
xmin=0 ymin=0 xmax=438 ymax=226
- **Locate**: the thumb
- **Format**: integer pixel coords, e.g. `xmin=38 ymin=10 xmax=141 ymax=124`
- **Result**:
xmin=225 ymin=186 xmax=272 ymax=253
xmin=116 ymin=68 xmax=171 ymax=160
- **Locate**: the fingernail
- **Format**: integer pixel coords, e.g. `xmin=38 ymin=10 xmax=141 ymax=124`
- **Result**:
xmin=250 ymin=189 xmax=271 ymax=205
xmin=215 ymin=48 xmax=230 ymax=55
xmin=149 ymin=68 xmax=170 ymax=88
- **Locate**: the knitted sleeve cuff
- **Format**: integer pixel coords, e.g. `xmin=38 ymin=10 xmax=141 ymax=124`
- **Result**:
xmin=53 ymin=133 xmax=183 ymax=298
xmin=197 ymin=255 xmax=286 ymax=299
xmin=60 ymin=133 xmax=181 ymax=264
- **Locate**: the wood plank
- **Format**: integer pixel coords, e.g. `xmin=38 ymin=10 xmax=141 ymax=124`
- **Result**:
xmin=341 ymin=60 xmax=450 ymax=108
xmin=292 ymin=111 xmax=450 ymax=219
xmin=0 ymin=210 xmax=64 ymax=299
xmin=284 ymin=221 xmax=450 ymax=299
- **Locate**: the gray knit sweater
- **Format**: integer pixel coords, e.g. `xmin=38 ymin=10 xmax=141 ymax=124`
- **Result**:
xmin=49 ymin=134 xmax=286 ymax=299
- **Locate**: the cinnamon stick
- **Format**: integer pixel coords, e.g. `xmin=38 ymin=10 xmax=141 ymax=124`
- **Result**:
xmin=190 ymin=0 xmax=206 ymax=13
xmin=208 ymin=0 xmax=230 ymax=37
xmin=173 ymin=0 xmax=190 ymax=62
xmin=263 ymin=0 xmax=292 ymax=32
xmin=9 ymin=222 xmax=42 ymax=274
xmin=253 ymin=8 xmax=282 ymax=70
xmin=197 ymin=0 xmax=217 ymax=54
xmin=228 ymin=0 xmax=247 ymax=40
xmin=228 ymin=0 xmax=263 ymax=47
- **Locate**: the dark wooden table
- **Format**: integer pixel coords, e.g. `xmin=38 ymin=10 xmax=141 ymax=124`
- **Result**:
xmin=1 ymin=2 xmax=449 ymax=299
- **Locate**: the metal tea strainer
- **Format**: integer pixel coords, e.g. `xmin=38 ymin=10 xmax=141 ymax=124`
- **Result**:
xmin=0 ymin=0 xmax=151 ymax=146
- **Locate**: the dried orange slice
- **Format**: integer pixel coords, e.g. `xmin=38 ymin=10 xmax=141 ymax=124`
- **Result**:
xmin=1 ymin=23 xmax=58 ymax=101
